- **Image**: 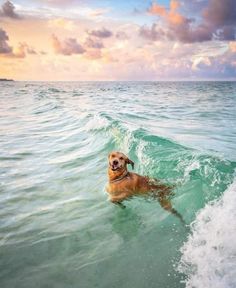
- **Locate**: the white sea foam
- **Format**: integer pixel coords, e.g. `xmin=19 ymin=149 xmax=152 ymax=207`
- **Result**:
xmin=111 ymin=127 xmax=134 ymax=154
xmin=179 ymin=178 xmax=236 ymax=288
xmin=84 ymin=114 xmax=109 ymax=131
xmin=136 ymin=140 xmax=153 ymax=175
xmin=183 ymin=158 xmax=200 ymax=180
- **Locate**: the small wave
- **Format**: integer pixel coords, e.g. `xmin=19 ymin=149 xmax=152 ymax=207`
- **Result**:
xmin=178 ymin=177 xmax=236 ymax=288
xmin=83 ymin=114 xmax=110 ymax=131
xmin=48 ymin=87 xmax=66 ymax=93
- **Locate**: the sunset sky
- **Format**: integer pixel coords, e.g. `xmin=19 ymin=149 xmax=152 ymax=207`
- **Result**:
xmin=0 ymin=0 xmax=236 ymax=81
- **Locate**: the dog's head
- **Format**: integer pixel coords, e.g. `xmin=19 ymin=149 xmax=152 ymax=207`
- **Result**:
xmin=108 ymin=151 xmax=134 ymax=172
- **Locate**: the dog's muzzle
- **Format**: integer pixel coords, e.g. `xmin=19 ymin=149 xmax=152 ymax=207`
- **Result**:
xmin=110 ymin=160 xmax=120 ymax=171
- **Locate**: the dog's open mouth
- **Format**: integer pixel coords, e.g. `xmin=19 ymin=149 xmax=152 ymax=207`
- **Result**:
xmin=111 ymin=166 xmax=119 ymax=171
xmin=110 ymin=164 xmax=120 ymax=171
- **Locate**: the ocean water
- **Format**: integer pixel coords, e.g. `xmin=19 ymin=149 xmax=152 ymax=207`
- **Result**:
xmin=0 ymin=81 xmax=235 ymax=288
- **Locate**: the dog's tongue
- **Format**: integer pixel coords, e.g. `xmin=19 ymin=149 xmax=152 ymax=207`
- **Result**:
xmin=112 ymin=165 xmax=118 ymax=171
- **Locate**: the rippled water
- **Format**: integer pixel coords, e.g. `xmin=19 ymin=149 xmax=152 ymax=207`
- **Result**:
xmin=0 ymin=81 xmax=236 ymax=288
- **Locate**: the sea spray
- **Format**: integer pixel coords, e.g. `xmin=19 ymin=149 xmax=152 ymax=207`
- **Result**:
xmin=179 ymin=177 xmax=236 ymax=288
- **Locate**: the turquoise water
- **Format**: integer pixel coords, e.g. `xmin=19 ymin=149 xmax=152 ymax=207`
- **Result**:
xmin=0 ymin=81 xmax=235 ymax=288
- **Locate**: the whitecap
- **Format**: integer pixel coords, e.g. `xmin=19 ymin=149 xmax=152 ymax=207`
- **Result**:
xmin=178 ymin=177 xmax=236 ymax=288
xmin=84 ymin=114 xmax=109 ymax=131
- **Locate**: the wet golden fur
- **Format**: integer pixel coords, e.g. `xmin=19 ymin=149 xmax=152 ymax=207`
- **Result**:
xmin=106 ymin=151 xmax=184 ymax=223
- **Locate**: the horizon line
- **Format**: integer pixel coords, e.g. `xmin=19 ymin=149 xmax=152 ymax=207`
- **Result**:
xmin=3 ymin=79 xmax=236 ymax=82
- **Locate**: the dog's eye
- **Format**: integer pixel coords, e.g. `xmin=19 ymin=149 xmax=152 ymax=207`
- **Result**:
xmin=111 ymin=154 xmax=115 ymax=158
xmin=120 ymin=157 xmax=124 ymax=160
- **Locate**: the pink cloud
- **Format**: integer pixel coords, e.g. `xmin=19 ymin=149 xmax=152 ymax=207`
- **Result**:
xmin=115 ymin=31 xmax=129 ymax=40
xmin=139 ymin=23 xmax=165 ymax=41
xmin=87 ymin=27 xmax=113 ymax=38
xmin=52 ymin=34 xmax=85 ymax=55
xmin=84 ymin=37 xmax=104 ymax=49
xmin=84 ymin=49 xmax=102 ymax=60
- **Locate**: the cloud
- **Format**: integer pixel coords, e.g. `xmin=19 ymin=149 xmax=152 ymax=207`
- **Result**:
xmin=192 ymin=48 xmax=236 ymax=78
xmin=142 ymin=0 xmax=236 ymax=43
xmin=40 ymin=0 xmax=76 ymax=6
xmin=52 ymin=34 xmax=85 ymax=55
xmin=0 ymin=28 xmax=37 ymax=58
xmin=0 ymin=28 xmax=12 ymax=54
xmin=203 ymin=0 xmax=236 ymax=27
xmin=139 ymin=23 xmax=165 ymax=41
xmin=13 ymin=42 xmax=27 ymax=58
xmin=87 ymin=27 xmax=113 ymax=38
xmin=88 ymin=8 xmax=110 ymax=17
xmin=26 ymin=46 xmax=37 ymax=55
xmin=115 ymin=31 xmax=129 ymax=40
xmin=148 ymin=0 xmax=186 ymax=25
xmin=84 ymin=37 xmax=104 ymax=49
xmin=148 ymin=2 xmax=166 ymax=17
xmin=84 ymin=49 xmax=102 ymax=60
xmin=48 ymin=18 xmax=76 ymax=31
xmin=14 ymin=43 xmax=37 ymax=57
xmin=202 ymin=0 xmax=236 ymax=41
xmin=229 ymin=41 xmax=236 ymax=53
xmin=0 ymin=1 xmax=21 ymax=19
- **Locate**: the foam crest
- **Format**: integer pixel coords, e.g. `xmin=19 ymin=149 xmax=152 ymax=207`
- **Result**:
xmin=136 ymin=140 xmax=153 ymax=175
xmin=84 ymin=114 xmax=109 ymax=131
xmin=179 ymin=178 xmax=236 ymax=288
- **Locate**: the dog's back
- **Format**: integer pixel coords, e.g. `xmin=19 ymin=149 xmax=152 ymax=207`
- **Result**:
xmin=107 ymin=151 xmax=185 ymax=224
xmin=107 ymin=171 xmax=171 ymax=201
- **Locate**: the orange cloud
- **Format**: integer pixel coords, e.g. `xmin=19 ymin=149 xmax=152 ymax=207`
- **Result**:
xmin=170 ymin=0 xmax=180 ymax=11
xmin=229 ymin=42 xmax=236 ymax=53
xmin=148 ymin=0 xmax=185 ymax=26
xmin=148 ymin=2 xmax=166 ymax=17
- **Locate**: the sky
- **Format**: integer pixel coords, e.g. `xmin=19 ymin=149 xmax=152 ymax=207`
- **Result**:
xmin=0 ymin=0 xmax=236 ymax=81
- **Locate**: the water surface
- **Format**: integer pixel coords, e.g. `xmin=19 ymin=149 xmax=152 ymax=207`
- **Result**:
xmin=0 ymin=81 xmax=236 ymax=288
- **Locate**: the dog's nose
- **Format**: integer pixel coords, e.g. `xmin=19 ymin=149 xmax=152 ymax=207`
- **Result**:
xmin=113 ymin=160 xmax=118 ymax=165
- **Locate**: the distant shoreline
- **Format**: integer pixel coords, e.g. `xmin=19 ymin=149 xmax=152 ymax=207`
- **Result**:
xmin=0 ymin=78 xmax=14 ymax=82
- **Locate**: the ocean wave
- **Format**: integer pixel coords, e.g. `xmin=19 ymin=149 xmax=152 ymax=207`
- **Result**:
xmin=178 ymin=177 xmax=236 ymax=288
xmin=1 ymin=81 xmax=236 ymax=288
xmin=83 ymin=113 xmax=110 ymax=131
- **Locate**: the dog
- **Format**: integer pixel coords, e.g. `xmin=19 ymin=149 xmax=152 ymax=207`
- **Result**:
xmin=106 ymin=151 xmax=184 ymax=223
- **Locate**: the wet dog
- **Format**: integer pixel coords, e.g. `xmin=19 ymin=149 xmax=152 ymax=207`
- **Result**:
xmin=106 ymin=151 xmax=184 ymax=223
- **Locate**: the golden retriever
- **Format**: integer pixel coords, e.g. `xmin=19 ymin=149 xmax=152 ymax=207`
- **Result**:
xmin=106 ymin=151 xmax=184 ymax=223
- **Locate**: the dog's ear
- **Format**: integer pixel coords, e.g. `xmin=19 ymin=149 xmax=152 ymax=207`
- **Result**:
xmin=108 ymin=152 xmax=113 ymax=159
xmin=126 ymin=157 xmax=134 ymax=170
